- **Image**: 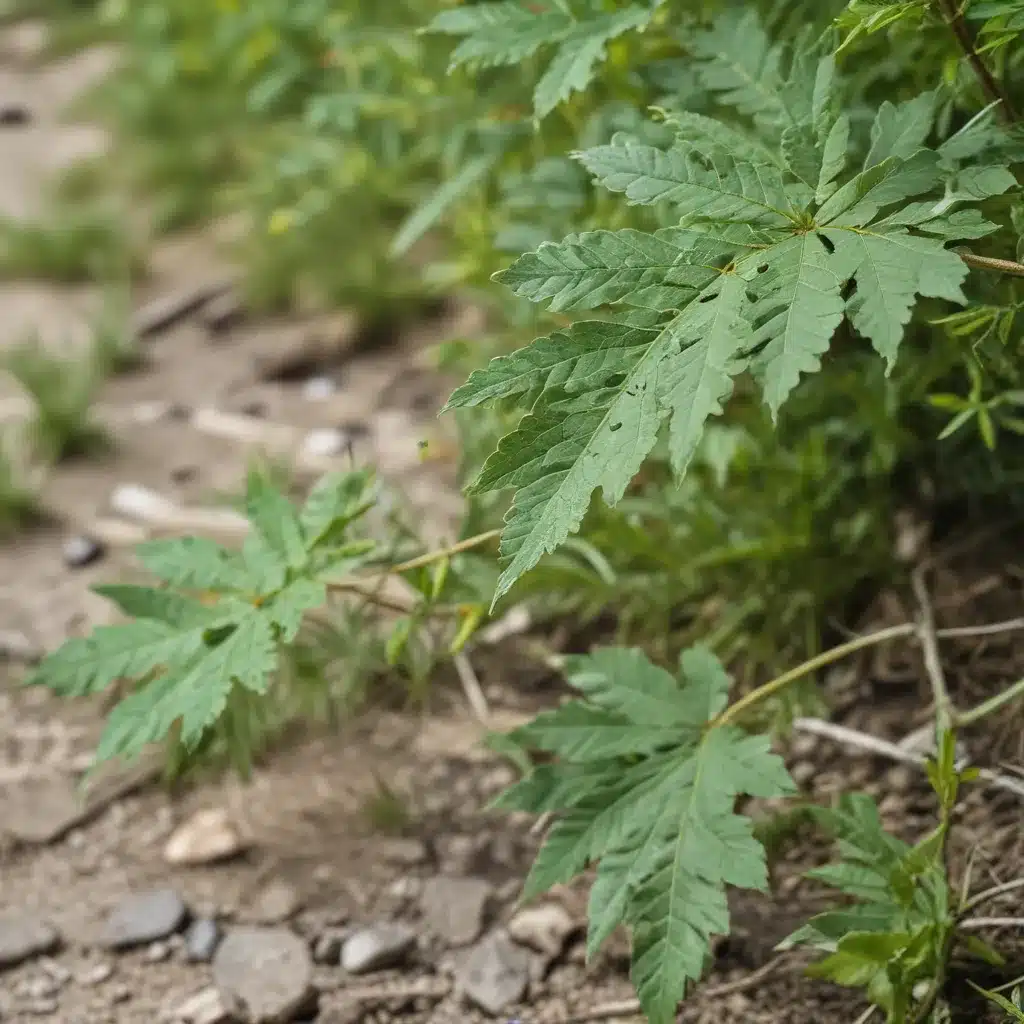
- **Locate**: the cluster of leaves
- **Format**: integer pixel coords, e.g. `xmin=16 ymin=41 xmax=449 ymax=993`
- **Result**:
xmin=452 ymin=41 xmax=1020 ymax=601
xmin=27 ymin=468 xmax=493 ymax=775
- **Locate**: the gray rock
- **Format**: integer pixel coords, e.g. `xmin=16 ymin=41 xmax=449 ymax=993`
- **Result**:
xmin=246 ymin=881 xmax=301 ymax=925
xmin=455 ymin=931 xmax=531 ymax=1015
xmin=102 ymin=889 xmax=189 ymax=950
xmin=340 ymin=924 xmax=416 ymax=975
xmin=420 ymin=877 xmax=492 ymax=947
xmin=507 ymin=904 xmax=576 ymax=959
xmin=0 ymin=915 xmax=60 ymax=969
xmin=185 ymin=919 xmax=222 ymax=963
xmin=62 ymin=535 xmax=105 ymax=569
xmin=213 ymin=927 xmax=315 ymax=1023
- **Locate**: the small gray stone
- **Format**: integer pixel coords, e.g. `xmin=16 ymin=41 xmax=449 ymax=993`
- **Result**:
xmin=213 ymin=927 xmax=315 ymax=1023
xmin=301 ymin=376 xmax=337 ymax=402
xmin=340 ymin=924 xmax=416 ymax=975
xmin=78 ymin=962 xmax=113 ymax=986
xmin=185 ymin=918 xmax=222 ymax=963
xmin=102 ymin=889 xmax=189 ymax=950
xmin=421 ymin=877 xmax=492 ymax=947
xmin=62 ymin=535 xmax=105 ymax=570
xmin=455 ymin=931 xmax=531 ymax=1015
xmin=0 ymin=915 xmax=60 ymax=969
xmin=246 ymin=881 xmax=301 ymax=925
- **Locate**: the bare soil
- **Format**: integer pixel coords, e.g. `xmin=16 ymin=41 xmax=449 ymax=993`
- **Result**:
xmin=1 ymin=22 xmax=1022 ymax=1024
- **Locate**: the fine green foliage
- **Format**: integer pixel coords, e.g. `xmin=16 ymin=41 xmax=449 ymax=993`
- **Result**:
xmin=452 ymin=51 xmax=1018 ymax=601
xmin=28 ymin=466 xmax=496 ymax=775
xmin=426 ymin=1 xmax=657 ymax=119
xmin=29 ymin=468 xmax=371 ymax=768
xmin=3 ymin=337 xmax=109 ymax=461
xmin=495 ymin=646 xmax=795 ymax=1023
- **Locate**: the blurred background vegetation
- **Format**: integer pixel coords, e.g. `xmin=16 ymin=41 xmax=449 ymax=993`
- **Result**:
xmin=3 ymin=0 xmax=1024 ymax=721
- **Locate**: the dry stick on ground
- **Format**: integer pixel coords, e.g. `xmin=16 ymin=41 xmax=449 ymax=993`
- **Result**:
xmin=792 ymin=717 xmax=1024 ymax=798
xmin=959 ymin=917 xmax=1024 ymax=930
xmin=912 ymin=564 xmax=954 ymax=736
xmin=960 ymin=877 xmax=1024 ymax=915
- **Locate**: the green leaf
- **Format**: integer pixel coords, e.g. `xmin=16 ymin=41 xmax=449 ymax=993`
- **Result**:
xmin=29 ymin=620 xmax=204 ymax=697
xmin=576 ymin=139 xmax=795 ymax=228
xmin=245 ymin=468 xmax=307 ymax=570
xmin=500 ymin=646 xmax=792 ymax=1024
xmin=492 ymin=228 xmax=724 ymax=312
xmin=300 ymin=469 xmax=374 ymax=549
xmin=95 ymin=611 xmax=277 ymax=762
xmin=263 ymin=579 xmax=327 ymax=643
xmin=805 ymin=930 xmax=914 ymax=987
xmin=864 ymin=92 xmax=935 ymax=168
xmin=817 ymin=151 xmax=943 ymax=227
xmin=746 ymin=231 xmax=845 ymax=416
xmin=826 ymin=227 xmax=967 ymax=368
xmin=688 ymin=9 xmax=796 ymax=129
xmin=468 ymin=278 xmax=754 ymax=602
xmin=533 ymin=7 xmax=651 ymax=118
xmin=91 ymin=584 xmax=215 ymax=629
xmin=136 ymin=536 xmax=253 ymax=592
xmin=427 ymin=2 xmax=652 ymax=118
xmin=427 ymin=2 xmax=572 ymax=69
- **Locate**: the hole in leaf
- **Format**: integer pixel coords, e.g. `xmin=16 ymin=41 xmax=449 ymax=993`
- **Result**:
xmin=818 ymin=233 xmax=835 ymax=254
xmin=756 ymin=264 xmax=769 ymax=274
xmin=610 ymin=422 xmax=623 ymax=432
xmin=606 ymin=372 xmax=626 ymax=388
xmin=699 ymin=293 xmax=715 ymax=303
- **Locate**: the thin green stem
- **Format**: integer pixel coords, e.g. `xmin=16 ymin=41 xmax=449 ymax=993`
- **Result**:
xmin=714 ymin=623 xmax=916 ymax=728
xmin=955 ymin=675 xmax=1024 ymax=728
xmin=389 ymin=529 xmax=501 ymax=575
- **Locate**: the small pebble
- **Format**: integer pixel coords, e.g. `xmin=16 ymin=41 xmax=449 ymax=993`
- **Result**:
xmin=0 ymin=104 xmax=30 ymax=126
xmin=185 ymin=919 xmax=221 ymax=963
xmin=340 ymin=924 xmax=416 ymax=975
xmin=101 ymin=889 xmax=189 ymax=950
xmin=78 ymin=962 xmax=113 ymax=986
xmin=62 ymin=535 xmax=104 ymax=569
xmin=145 ymin=940 xmax=172 ymax=963
xmin=164 ymin=808 xmax=244 ymax=866
xmin=301 ymin=427 xmax=348 ymax=459
xmin=301 ymin=376 xmax=337 ymax=401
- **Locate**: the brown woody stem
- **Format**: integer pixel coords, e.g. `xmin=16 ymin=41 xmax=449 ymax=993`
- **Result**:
xmin=936 ymin=0 xmax=1018 ymax=123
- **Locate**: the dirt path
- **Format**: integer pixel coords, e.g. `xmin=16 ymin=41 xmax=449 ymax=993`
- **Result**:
xmin=2 ymin=19 xmax=1023 ymax=1024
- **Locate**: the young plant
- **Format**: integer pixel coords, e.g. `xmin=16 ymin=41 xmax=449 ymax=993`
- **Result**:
xmin=3 ymin=335 xmax=108 ymax=461
xmin=0 ymin=430 xmax=42 ymax=537
xmin=27 ymin=467 xmax=499 ymax=776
